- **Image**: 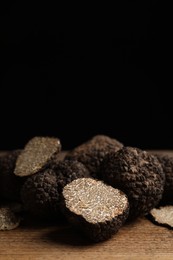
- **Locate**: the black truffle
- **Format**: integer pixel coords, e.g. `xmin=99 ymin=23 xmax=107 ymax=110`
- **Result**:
xmin=61 ymin=178 xmax=129 ymax=242
xmin=0 ymin=150 xmax=24 ymax=201
xmin=21 ymin=168 xmax=61 ymax=219
xmin=14 ymin=136 xmax=61 ymax=177
xmin=65 ymin=135 xmax=123 ymax=178
xmin=154 ymin=154 xmax=173 ymax=204
xmin=21 ymin=160 xmax=90 ymax=219
xmin=101 ymin=147 xmax=165 ymax=219
xmin=149 ymin=206 xmax=173 ymax=228
xmin=0 ymin=206 xmax=21 ymax=230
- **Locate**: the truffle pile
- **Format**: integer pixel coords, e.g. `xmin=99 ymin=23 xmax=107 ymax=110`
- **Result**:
xmin=0 ymin=134 xmax=171 ymax=242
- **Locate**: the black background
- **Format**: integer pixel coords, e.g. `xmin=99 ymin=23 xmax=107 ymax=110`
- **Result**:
xmin=0 ymin=2 xmax=172 ymax=150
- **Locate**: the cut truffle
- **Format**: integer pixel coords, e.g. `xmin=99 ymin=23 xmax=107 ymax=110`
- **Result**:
xmin=14 ymin=136 xmax=61 ymax=177
xmin=65 ymin=135 xmax=123 ymax=178
xmin=0 ymin=207 xmax=21 ymax=230
xmin=61 ymin=178 xmax=129 ymax=242
xmin=154 ymin=154 xmax=173 ymax=204
xmin=101 ymin=147 xmax=165 ymax=219
xmin=21 ymin=160 xmax=89 ymax=219
xmin=150 ymin=206 xmax=173 ymax=228
xmin=0 ymin=150 xmax=24 ymax=201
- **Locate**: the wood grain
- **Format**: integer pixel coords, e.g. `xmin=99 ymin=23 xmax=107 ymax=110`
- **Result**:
xmin=0 ymin=150 xmax=173 ymax=260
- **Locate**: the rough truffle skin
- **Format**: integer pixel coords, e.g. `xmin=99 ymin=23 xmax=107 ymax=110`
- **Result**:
xmin=65 ymin=135 xmax=123 ymax=178
xmin=51 ymin=160 xmax=90 ymax=191
xmin=0 ymin=150 xmax=24 ymax=201
xmin=21 ymin=169 xmax=60 ymax=219
xmin=101 ymin=147 xmax=165 ymax=219
xmin=155 ymin=154 xmax=173 ymax=204
xmin=61 ymin=178 xmax=129 ymax=242
xmin=21 ymin=161 xmax=90 ymax=219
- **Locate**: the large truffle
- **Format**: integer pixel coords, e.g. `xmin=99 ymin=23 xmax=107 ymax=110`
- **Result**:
xmin=21 ymin=160 xmax=90 ymax=219
xmin=65 ymin=135 xmax=123 ymax=178
xmin=21 ymin=168 xmax=61 ymax=219
xmin=14 ymin=136 xmax=61 ymax=177
xmin=0 ymin=150 xmax=24 ymax=201
xmin=154 ymin=154 xmax=173 ymax=204
xmin=61 ymin=178 xmax=129 ymax=242
xmin=101 ymin=147 xmax=165 ymax=219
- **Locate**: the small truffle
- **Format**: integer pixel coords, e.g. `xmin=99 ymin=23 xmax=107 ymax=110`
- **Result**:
xmin=0 ymin=207 xmax=21 ymax=230
xmin=150 ymin=206 xmax=173 ymax=228
xmin=101 ymin=147 xmax=165 ymax=219
xmin=0 ymin=150 xmax=24 ymax=201
xmin=61 ymin=178 xmax=129 ymax=242
xmin=65 ymin=135 xmax=123 ymax=178
xmin=21 ymin=161 xmax=89 ymax=219
xmin=154 ymin=154 xmax=173 ymax=204
xmin=14 ymin=136 xmax=61 ymax=177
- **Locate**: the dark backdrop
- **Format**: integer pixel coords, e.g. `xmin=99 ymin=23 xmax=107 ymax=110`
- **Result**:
xmin=0 ymin=2 xmax=171 ymax=150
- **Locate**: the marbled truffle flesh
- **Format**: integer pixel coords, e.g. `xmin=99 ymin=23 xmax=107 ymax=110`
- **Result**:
xmin=21 ymin=161 xmax=90 ymax=219
xmin=0 ymin=150 xmax=24 ymax=201
xmin=101 ymin=147 xmax=165 ymax=219
xmin=14 ymin=136 xmax=61 ymax=177
xmin=65 ymin=135 xmax=123 ymax=178
xmin=61 ymin=178 xmax=129 ymax=242
xmin=154 ymin=154 xmax=173 ymax=204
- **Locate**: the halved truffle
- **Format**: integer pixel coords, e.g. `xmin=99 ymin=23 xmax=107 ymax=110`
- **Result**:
xmin=65 ymin=135 xmax=123 ymax=178
xmin=21 ymin=160 xmax=90 ymax=219
xmin=101 ymin=147 xmax=165 ymax=219
xmin=150 ymin=206 xmax=173 ymax=228
xmin=0 ymin=150 xmax=24 ymax=201
xmin=61 ymin=178 xmax=129 ymax=242
xmin=154 ymin=154 xmax=173 ymax=204
xmin=14 ymin=136 xmax=61 ymax=177
xmin=0 ymin=206 xmax=21 ymax=230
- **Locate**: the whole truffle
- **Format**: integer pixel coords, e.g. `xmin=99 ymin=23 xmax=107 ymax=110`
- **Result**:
xmin=61 ymin=178 xmax=129 ymax=242
xmin=51 ymin=160 xmax=90 ymax=191
xmin=21 ymin=161 xmax=90 ymax=219
xmin=65 ymin=135 xmax=123 ymax=178
xmin=101 ymin=147 xmax=165 ymax=219
xmin=21 ymin=169 xmax=61 ymax=219
xmin=0 ymin=150 xmax=24 ymax=201
xmin=154 ymin=154 xmax=173 ymax=204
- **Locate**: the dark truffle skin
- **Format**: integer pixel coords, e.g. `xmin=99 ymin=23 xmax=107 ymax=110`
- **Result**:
xmin=51 ymin=160 xmax=90 ymax=191
xmin=101 ymin=147 xmax=165 ymax=220
xmin=21 ymin=169 xmax=60 ymax=219
xmin=21 ymin=161 xmax=90 ymax=219
xmin=0 ymin=150 xmax=24 ymax=201
xmin=154 ymin=154 xmax=173 ymax=204
xmin=61 ymin=178 xmax=129 ymax=242
xmin=65 ymin=135 xmax=123 ymax=178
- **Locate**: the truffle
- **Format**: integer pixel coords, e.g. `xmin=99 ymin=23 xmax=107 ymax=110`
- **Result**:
xmin=150 ymin=206 xmax=173 ymax=228
xmin=0 ymin=207 xmax=21 ymax=230
xmin=51 ymin=160 xmax=90 ymax=190
xmin=21 ymin=160 xmax=89 ymax=219
xmin=154 ymin=154 xmax=173 ymax=204
xmin=101 ymin=147 xmax=165 ymax=219
xmin=21 ymin=168 xmax=61 ymax=219
xmin=0 ymin=150 xmax=24 ymax=201
xmin=14 ymin=136 xmax=61 ymax=177
xmin=65 ymin=135 xmax=123 ymax=178
xmin=61 ymin=178 xmax=129 ymax=242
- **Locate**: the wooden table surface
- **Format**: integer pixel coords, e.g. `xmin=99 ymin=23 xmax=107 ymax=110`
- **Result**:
xmin=0 ymin=150 xmax=173 ymax=260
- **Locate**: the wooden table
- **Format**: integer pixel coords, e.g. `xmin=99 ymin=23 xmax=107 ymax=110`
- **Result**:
xmin=0 ymin=150 xmax=173 ymax=260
